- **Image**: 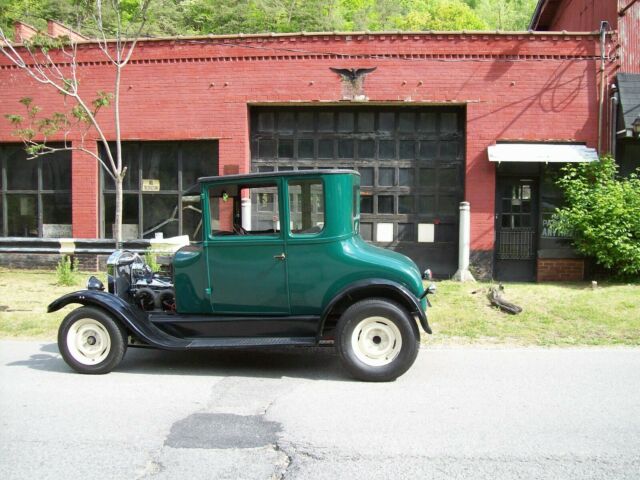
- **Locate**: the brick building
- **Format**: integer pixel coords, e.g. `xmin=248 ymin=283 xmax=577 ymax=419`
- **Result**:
xmin=1 ymin=0 xmax=638 ymax=281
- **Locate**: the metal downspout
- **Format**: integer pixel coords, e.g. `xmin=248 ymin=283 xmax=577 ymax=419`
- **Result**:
xmin=597 ymin=21 xmax=609 ymax=155
xmin=610 ymin=84 xmax=619 ymax=157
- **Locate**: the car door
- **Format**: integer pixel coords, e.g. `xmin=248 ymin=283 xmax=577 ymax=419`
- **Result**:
xmin=205 ymin=179 xmax=290 ymax=315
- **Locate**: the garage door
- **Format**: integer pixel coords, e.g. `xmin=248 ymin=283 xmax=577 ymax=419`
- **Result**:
xmin=250 ymin=106 xmax=464 ymax=276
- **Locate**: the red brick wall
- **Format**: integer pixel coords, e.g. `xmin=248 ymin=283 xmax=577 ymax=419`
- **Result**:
xmin=0 ymin=32 xmax=601 ymax=249
xmin=537 ymin=258 xmax=585 ymax=281
xmin=545 ymin=0 xmax=618 ymax=31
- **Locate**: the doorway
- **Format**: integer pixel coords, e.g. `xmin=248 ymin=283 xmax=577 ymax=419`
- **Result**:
xmin=495 ymin=177 xmax=538 ymax=281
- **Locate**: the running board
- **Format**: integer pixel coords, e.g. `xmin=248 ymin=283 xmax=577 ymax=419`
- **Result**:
xmin=186 ymin=336 xmax=317 ymax=348
xmin=128 ymin=314 xmax=317 ymax=350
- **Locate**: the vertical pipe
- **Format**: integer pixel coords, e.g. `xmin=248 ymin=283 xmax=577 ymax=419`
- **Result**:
xmin=610 ymin=84 xmax=618 ymax=157
xmin=241 ymin=197 xmax=251 ymax=231
xmin=453 ymin=201 xmax=475 ymax=282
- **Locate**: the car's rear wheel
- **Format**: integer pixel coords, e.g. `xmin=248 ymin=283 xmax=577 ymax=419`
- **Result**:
xmin=58 ymin=306 xmax=127 ymax=374
xmin=336 ymin=298 xmax=419 ymax=382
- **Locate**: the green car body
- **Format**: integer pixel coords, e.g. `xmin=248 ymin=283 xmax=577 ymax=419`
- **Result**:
xmin=173 ymin=170 xmax=429 ymax=334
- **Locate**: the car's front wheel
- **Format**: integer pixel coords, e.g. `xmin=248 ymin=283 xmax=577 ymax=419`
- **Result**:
xmin=58 ymin=306 xmax=127 ymax=374
xmin=336 ymin=298 xmax=419 ymax=382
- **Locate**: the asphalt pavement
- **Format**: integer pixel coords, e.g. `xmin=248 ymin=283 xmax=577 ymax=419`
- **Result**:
xmin=1 ymin=340 xmax=639 ymax=479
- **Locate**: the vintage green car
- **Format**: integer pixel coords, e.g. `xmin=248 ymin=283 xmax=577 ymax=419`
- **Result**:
xmin=49 ymin=170 xmax=434 ymax=381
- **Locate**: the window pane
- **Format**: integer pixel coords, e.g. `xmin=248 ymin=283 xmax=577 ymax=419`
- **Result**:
xmin=399 ymin=140 xmax=415 ymax=159
xmin=6 ymin=148 xmax=37 ymax=190
xmin=419 ymin=168 xmax=436 ymax=188
xmin=440 ymin=141 xmax=458 ymax=160
xmin=289 ymin=180 xmax=324 ymax=234
xmin=419 ymin=141 xmax=437 ymax=161
xmin=258 ymin=112 xmax=275 ymax=131
xmin=209 ymin=190 xmax=235 ymax=235
xmin=103 ymin=143 xmax=140 ymax=191
xmin=0 ymin=196 xmax=2 ymax=236
xmin=418 ymin=112 xmax=437 ymax=132
xmin=142 ymin=144 xmax=178 ymax=191
xmin=399 ymin=168 xmax=414 ymax=186
xmin=398 ymin=112 xmax=415 ymax=132
xmin=258 ymin=139 xmax=276 ymax=159
xmin=298 ymin=139 xmax=314 ymax=159
xmin=42 ymin=193 xmax=71 ymax=225
xmin=298 ymin=112 xmax=314 ymax=132
xmin=379 ymin=140 xmax=395 ymax=159
xmin=318 ymin=139 xmax=333 ymax=159
xmin=278 ymin=139 xmax=294 ymax=158
xmin=378 ymin=195 xmax=394 ymax=214
xmin=378 ymin=168 xmax=394 ymax=186
xmin=104 ymin=194 xmax=139 ymax=239
xmin=6 ymin=194 xmax=37 ymax=236
xmin=338 ymin=139 xmax=354 ymax=159
xmin=439 ymin=195 xmax=458 ymax=215
xmin=318 ymin=112 xmax=334 ymax=132
xmin=357 ymin=112 xmax=375 ymax=132
xmin=277 ymin=112 xmax=295 ymax=132
xmin=337 ymin=112 xmax=354 ymax=132
xmin=142 ymin=195 xmax=179 ymax=238
xmin=182 ymin=194 xmax=202 ymax=241
xmin=441 ymin=112 xmax=458 ymax=133
xmin=397 ymin=223 xmax=414 ymax=241
xmin=182 ymin=142 xmax=217 ymax=190
xmin=249 ymin=185 xmax=279 ymax=232
xmin=360 ymin=222 xmax=373 ymax=241
xmin=358 ymin=140 xmax=375 ymax=159
xmin=419 ymin=195 xmax=436 ymax=214
xmin=41 ymin=151 xmax=71 ymax=190
xmin=399 ymin=195 xmax=415 ymax=214
xmin=360 ymin=195 xmax=373 ymax=213
xmin=359 ymin=168 xmax=374 ymax=186
xmin=439 ymin=168 xmax=458 ymax=187
xmin=378 ymin=112 xmax=395 ymax=132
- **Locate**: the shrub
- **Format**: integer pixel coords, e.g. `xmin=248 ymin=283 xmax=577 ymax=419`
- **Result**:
xmin=144 ymin=248 xmax=160 ymax=272
xmin=552 ymin=156 xmax=640 ymax=277
xmin=56 ymin=255 xmax=80 ymax=286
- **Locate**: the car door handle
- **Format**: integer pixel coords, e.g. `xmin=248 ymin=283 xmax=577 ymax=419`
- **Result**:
xmin=273 ymin=253 xmax=286 ymax=260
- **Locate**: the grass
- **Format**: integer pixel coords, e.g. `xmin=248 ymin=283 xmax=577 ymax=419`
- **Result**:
xmin=0 ymin=269 xmax=96 ymax=338
xmin=426 ymin=281 xmax=640 ymax=346
xmin=1 ymin=269 xmax=639 ymax=346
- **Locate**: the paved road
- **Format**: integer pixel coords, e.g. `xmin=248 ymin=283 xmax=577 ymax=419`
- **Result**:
xmin=1 ymin=340 xmax=639 ymax=479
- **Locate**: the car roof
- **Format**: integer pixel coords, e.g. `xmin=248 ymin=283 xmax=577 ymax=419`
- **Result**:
xmin=198 ymin=169 xmax=359 ymax=184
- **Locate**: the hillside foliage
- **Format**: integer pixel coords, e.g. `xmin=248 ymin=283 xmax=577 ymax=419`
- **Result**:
xmin=1 ymin=0 xmax=539 ymax=38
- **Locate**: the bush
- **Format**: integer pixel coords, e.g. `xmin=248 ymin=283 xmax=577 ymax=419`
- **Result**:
xmin=144 ymin=248 xmax=160 ymax=272
xmin=55 ymin=255 xmax=80 ymax=286
xmin=552 ymin=156 xmax=640 ymax=277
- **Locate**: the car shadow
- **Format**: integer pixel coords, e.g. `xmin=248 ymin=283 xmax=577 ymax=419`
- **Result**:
xmin=8 ymin=342 xmax=352 ymax=381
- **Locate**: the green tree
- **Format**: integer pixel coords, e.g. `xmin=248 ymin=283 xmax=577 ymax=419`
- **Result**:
xmin=552 ymin=157 xmax=640 ymax=277
xmin=475 ymin=0 xmax=538 ymax=30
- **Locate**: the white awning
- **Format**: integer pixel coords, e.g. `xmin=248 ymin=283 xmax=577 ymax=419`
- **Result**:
xmin=488 ymin=144 xmax=599 ymax=163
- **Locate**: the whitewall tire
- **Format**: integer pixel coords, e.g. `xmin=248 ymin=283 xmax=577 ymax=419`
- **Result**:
xmin=58 ymin=307 xmax=127 ymax=374
xmin=337 ymin=298 xmax=419 ymax=382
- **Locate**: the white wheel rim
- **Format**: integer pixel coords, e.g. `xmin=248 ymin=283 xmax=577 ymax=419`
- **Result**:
xmin=351 ymin=316 xmax=402 ymax=367
xmin=66 ymin=319 xmax=111 ymax=366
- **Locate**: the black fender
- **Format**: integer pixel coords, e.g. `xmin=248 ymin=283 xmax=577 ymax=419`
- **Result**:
xmin=48 ymin=290 xmax=189 ymax=350
xmin=319 ymin=279 xmax=432 ymax=337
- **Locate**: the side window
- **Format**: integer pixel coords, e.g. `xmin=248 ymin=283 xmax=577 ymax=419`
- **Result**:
xmin=288 ymin=179 xmax=324 ymax=235
xmin=209 ymin=183 xmax=279 ymax=236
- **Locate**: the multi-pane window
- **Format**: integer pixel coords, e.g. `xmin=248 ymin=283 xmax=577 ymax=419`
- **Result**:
xmin=0 ymin=145 xmax=71 ymax=237
xmin=250 ymin=107 xmax=463 ymax=247
xmin=101 ymin=141 xmax=218 ymax=240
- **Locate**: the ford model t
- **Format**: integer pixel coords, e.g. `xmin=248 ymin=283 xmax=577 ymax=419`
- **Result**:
xmin=49 ymin=170 xmax=434 ymax=381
